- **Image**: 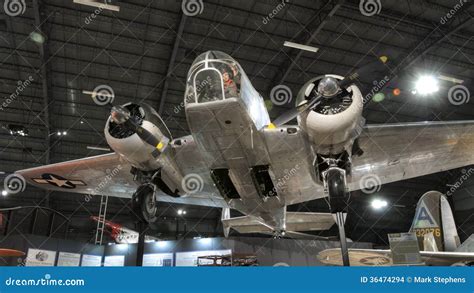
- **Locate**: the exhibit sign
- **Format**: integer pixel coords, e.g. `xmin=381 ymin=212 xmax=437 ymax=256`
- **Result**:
xmin=104 ymin=255 xmax=125 ymax=267
xmin=81 ymin=254 xmax=102 ymax=267
xmin=57 ymin=252 xmax=81 ymax=267
xmin=388 ymin=232 xmax=422 ymax=265
xmin=175 ymin=250 xmax=231 ymax=266
xmin=142 ymin=253 xmax=174 ymax=267
xmin=25 ymin=249 xmax=56 ymax=267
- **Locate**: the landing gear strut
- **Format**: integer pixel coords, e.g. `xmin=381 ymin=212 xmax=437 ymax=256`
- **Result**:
xmin=324 ymin=166 xmax=350 ymax=266
xmin=132 ymin=184 xmax=158 ymax=223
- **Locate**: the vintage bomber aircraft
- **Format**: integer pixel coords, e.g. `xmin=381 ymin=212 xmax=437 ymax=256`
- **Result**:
xmin=16 ymin=51 xmax=474 ymax=238
xmin=318 ymin=191 xmax=474 ymax=266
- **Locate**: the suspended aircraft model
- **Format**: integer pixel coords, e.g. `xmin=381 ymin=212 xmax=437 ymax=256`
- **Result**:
xmin=90 ymin=216 xmax=158 ymax=244
xmin=15 ymin=51 xmax=474 ymax=265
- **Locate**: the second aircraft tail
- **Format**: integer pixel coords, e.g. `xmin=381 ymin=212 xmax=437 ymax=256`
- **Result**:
xmin=409 ymin=191 xmax=461 ymax=252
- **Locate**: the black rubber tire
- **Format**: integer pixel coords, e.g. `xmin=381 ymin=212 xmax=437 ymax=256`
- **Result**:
xmin=327 ymin=168 xmax=347 ymax=213
xmin=132 ymin=184 xmax=158 ymax=223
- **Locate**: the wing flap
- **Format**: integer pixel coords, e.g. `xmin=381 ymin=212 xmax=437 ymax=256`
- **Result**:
xmin=222 ymin=212 xmax=335 ymax=234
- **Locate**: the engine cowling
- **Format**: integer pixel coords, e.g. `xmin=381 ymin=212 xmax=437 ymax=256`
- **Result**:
xmin=297 ymin=75 xmax=364 ymax=155
xmin=104 ymin=103 xmax=172 ymax=171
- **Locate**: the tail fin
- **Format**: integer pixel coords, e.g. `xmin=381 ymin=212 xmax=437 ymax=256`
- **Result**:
xmin=409 ymin=191 xmax=460 ymax=252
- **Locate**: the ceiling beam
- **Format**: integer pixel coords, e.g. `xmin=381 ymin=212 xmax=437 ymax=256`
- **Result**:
xmin=32 ymin=0 xmax=52 ymax=165
xmin=158 ymin=13 xmax=187 ymax=115
xmin=390 ymin=2 xmax=473 ymax=79
xmin=269 ymin=0 xmax=343 ymax=89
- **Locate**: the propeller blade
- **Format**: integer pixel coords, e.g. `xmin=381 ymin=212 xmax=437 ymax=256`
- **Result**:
xmin=272 ymin=93 xmax=323 ymax=126
xmin=135 ymin=125 xmax=161 ymax=148
xmin=339 ymin=56 xmax=389 ymax=89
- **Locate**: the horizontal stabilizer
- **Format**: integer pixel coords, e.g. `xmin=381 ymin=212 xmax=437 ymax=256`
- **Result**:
xmin=222 ymin=212 xmax=335 ymax=235
xmin=456 ymin=234 xmax=474 ymax=252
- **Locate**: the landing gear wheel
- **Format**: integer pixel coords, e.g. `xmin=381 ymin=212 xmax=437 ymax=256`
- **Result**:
xmin=324 ymin=167 xmax=350 ymax=266
xmin=132 ymin=184 xmax=158 ymax=223
xmin=326 ymin=168 xmax=348 ymax=213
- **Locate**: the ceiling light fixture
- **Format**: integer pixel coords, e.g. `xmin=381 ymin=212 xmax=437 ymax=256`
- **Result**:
xmin=371 ymin=199 xmax=388 ymax=210
xmin=283 ymin=41 xmax=319 ymax=53
xmin=414 ymin=75 xmax=439 ymax=95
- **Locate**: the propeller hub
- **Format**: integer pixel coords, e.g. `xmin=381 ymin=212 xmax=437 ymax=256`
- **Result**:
xmin=317 ymin=77 xmax=340 ymax=98
xmin=111 ymin=105 xmax=131 ymax=124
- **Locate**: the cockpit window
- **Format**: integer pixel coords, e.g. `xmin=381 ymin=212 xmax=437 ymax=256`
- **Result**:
xmin=186 ymin=52 xmax=243 ymax=104
xmin=194 ymin=68 xmax=224 ymax=103
xmin=185 ymin=51 xmax=270 ymax=130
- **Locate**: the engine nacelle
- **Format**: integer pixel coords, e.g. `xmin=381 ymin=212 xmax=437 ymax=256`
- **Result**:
xmin=297 ymin=75 xmax=364 ymax=155
xmin=104 ymin=103 xmax=172 ymax=171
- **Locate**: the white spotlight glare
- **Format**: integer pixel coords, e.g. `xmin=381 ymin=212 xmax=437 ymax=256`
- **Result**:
xmin=414 ymin=75 xmax=439 ymax=95
xmin=177 ymin=209 xmax=183 ymax=215
xmin=62 ymin=131 xmax=67 ymax=135
xmin=371 ymin=199 xmax=388 ymax=210
xmin=1 ymin=190 xmax=8 ymax=196
xmin=57 ymin=131 xmax=61 ymax=136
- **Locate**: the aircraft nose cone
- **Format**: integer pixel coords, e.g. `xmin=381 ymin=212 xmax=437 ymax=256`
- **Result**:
xmin=317 ymin=76 xmax=340 ymax=98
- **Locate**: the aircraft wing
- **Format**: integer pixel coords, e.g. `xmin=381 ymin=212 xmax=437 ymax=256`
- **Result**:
xmin=349 ymin=120 xmax=474 ymax=190
xmin=15 ymin=152 xmax=227 ymax=208
xmin=318 ymin=248 xmax=474 ymax=266
xmin=16 ymin=153 xmax=136 ymax=198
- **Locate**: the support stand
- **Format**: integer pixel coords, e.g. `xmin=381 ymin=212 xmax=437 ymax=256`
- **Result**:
xmin=136 ymin=221 xmax=146 ymax=267
xmin=334 ymin=212 xmax=350 ymax=266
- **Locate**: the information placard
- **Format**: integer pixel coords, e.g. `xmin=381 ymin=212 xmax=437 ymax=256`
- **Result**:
xmin=388 ymin=232 xmax=422 ymax=265
xmin=81 ymin=254 xmax=102 ymax=267
xmin=143 ymin=253 xmax=174 ymax=267
xmin=25 ymin=249 xmax=56 ymax=267
xmin=104 ymin=255 xmax=125 ymax=267
xmin=57 ymin=252 xmax=81 ymax=267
